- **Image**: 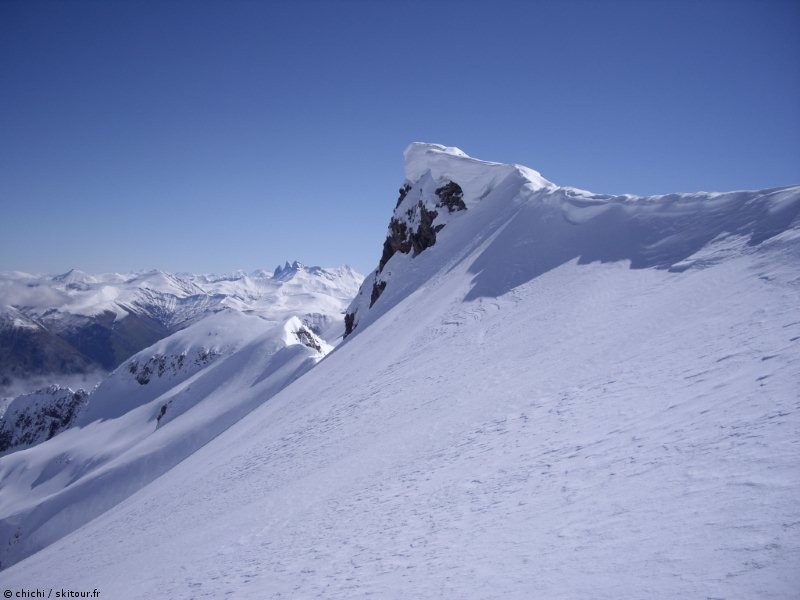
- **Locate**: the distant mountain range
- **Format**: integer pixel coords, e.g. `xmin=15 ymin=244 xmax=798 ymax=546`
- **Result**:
xmin=0 ymin=262 xmax=362 ymax=398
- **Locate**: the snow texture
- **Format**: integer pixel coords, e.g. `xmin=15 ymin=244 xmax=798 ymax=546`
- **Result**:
xmin=1 ymin=144 xmax=798 ymax=599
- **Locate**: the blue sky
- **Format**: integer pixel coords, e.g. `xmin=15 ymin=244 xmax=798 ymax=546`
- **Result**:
xmin=1 ymin=0 xmax=798 ymax=276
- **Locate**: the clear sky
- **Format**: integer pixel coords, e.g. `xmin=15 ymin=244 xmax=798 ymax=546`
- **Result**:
xmin=1 ymin=0 xmax=798 ymax=276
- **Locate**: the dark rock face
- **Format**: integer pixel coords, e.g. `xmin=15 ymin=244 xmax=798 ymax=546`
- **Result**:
xmin=0 ymin=429 xmax=11 ymax=454
xmin=435 ymin=181 xmax=466 ymax=212
xmin=409 ymin=202 xmax=440 ymax=256
xmin=127 ymin=349 xmax=213 ymax=386
xmin=370 ymin=200 xmax=441 ymax=310
xmin=344 ymin=312 xmax=355 ymax=337
xmin=293 ymin=326 xmax=323 ymax=352
xmin=0 ymin=387 xmax=88 ymax=455
xmin=345 ymin=178 xmax=467 ymax=337
xmin=156 ymin=403 xmax=168 ymax=425
xmin=379 ymin=219 xmax=411 ymax=273
xmin=370 ymin=280 xmax=387 ymax=308
xmin=395 ymin=183 xmax=412 ymax=209
xmin=378 ymin=201 xmax=442 ymax=277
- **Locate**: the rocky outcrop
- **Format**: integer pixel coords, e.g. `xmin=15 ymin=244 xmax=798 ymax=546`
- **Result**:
xmin=344 ymin=177 xmax=468 ymax=336
xmin=435 ymin=181 xmax=466 ymax=212
xmin=344 ymin=312 xmax=356 ymax=337
xmin=395 ymin=183 xmax=412 ymax=209
xmin=293 ymin=325 xmax=324 ymax=353
xmin=0 ymin=386 xmax=88 ymax=455
xmin=379 ymin=218 xmax=411 ymax=273
xmin=369 ymin=185 xmax=459 ymax=309
xmin=379 ymin=200 xmax=447 ymax=275
xmin=127 ymin=348 xmax=217 ymax=386
xmin=369 ymin=280 xmax=387 ymax=308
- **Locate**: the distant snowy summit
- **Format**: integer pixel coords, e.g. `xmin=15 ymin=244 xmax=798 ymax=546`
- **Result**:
xmin=344 ymin=142 xmax=800 ymax=337
xmin=403 ymin=142 xmax=556 ymax=197
xmin=0 ymin=264 xmax=363 ymax=398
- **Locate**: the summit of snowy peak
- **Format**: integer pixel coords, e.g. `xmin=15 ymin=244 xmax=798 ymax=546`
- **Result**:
xmin=343 ymin=145 xmax=559 ymax=337
xmin=51 ymin=269 xmax=97 ymax=290
xmin=403 ymin=142 xmax=556 ymax=198
xmin=404 ymin=142 xmax=469 ymax=161
xmin=52 ymin=268 xmax=91 ymax=281
xmin=344 ymin=146 xmax=800 ymax=339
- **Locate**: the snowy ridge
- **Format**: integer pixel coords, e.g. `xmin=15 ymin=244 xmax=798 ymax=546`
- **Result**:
xmin=345 ymin=143 xmax=800 ymax=338
xmin=2 ymin=145 xmax=799 ymax=597
xmin=403 ymin=142 xmax=555 ymax=200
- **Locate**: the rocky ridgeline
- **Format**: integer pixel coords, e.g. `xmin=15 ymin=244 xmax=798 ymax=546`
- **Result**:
xmin=127 ymin=348 xmax=219 ymax=386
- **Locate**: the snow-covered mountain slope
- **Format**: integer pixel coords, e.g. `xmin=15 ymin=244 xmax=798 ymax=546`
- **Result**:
xmin=3 ymin=145 xmax=799 ymax=598
xmin=0 ymin=386 xmax=87 ymax=456
xmin=0 ymin=264 xmax=360 ymax=569
xmin=0 ymin=263 xmax=361 ymax=397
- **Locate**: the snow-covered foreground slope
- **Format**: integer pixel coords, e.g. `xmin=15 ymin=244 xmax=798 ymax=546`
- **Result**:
xmin=3 ymin=145 xmax=799 ymax=598
xmin=0 ymin=311 xmax=336 ymax=570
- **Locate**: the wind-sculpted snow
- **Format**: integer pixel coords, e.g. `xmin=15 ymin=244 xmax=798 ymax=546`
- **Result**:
xmin=465 ymin=184 xmax=800 ymax=300
xmin=2 ymin=145 xmax=798 ymax=598
xmin=346 ymin=143 xmax=800 ymax=335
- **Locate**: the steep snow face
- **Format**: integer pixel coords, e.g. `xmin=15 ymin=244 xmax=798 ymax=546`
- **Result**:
xmin=2 ymin=146 xmax=798 ymax=598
